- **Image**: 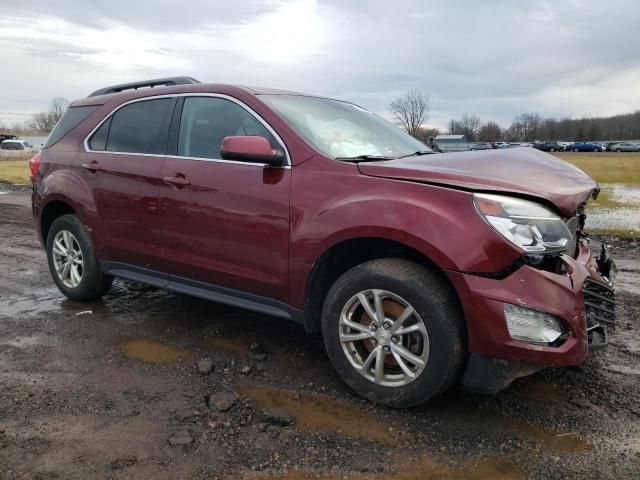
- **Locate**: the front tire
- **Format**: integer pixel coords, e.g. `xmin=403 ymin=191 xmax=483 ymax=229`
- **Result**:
xmin=321 ymin=259 xmax=465 ymax=408
xmin=46 ymin=214 xmax=113 ymax=301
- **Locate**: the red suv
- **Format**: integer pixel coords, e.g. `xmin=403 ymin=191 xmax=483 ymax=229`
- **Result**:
xmin=31 ymin=77 xmax=616 ymax=407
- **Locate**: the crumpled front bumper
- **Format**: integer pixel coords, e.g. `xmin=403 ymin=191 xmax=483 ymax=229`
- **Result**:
xmin=446 ymin=240 xmax=616 ymax=394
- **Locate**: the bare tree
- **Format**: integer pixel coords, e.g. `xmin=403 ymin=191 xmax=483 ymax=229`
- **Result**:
xmin=29 ymin=97 xmax=70 ymax=132
xmin=478 ymin=121 xmax=502 ymax=142
xmin=390 ymin=89 xmax=430 ymax=137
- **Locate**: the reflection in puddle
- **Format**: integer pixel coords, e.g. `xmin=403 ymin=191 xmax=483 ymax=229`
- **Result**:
xmin=119 ymin=337 xmax=191 ymax=364
xmin=238 ymin=385 xmax=403 ymax=445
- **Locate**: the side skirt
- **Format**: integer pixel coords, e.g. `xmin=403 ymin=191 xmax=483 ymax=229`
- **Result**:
xmin=100 ymin=261 xmax=305 ymax=325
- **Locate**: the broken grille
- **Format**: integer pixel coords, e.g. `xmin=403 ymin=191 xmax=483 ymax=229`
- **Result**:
xmin=583 ymin=278 xmax=615 ymax=331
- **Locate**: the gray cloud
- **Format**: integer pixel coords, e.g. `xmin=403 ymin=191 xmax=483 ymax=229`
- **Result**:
xmin=0 ymin=0 xmax=638 ymax=129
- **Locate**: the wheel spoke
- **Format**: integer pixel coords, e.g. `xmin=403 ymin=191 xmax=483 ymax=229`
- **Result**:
xmin=340 ymin=316 xmax=372 ymax=334
xmin=361 ymin=346 xmax=379 ymax=372
xmin=339 ymin=331 xmax=374 ymax=343
xmin=73 ymin=258 xmax=83 ymax=265
xmin=392 ymin=350 xmax=416 ymax=379
xmin=372 ymin=290 xmax=385 ymax=324
xmin=394 ymin=323 xmax=425 ymax=336
xmin=374 ymin=347 xmax=385 ymax=383
xmin=54 ymin=239 xmax=67 ymax=254
xmin=70 ymin=265 xmax=81 ymax=286
xmin=357 ymin=292 xmax=378 ymax=323
xmin=391 ymin=305 xmax=415 ymax=332
xmin=391 ymin=343 xmax=425 ymax=367
xmin=61 ymin=263 xmax=71 ymax=281
xmin=62 ymin=231 xmax=72 ymax=250
xmin=53 ymin=246 xmax=66 ymax=257
xmin=56 ymin=262 xmax=66 ymax=274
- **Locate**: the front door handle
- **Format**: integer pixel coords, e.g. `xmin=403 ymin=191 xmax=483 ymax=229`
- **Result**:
xmin=163 ymin=175 xmax=190 ymax=188
xmin=82 ymin=161 xmax=101 ymax=173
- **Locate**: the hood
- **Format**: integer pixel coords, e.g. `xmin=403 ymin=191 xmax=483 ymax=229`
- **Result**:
xmin=357 ymin=148 xmax=597 ymax=216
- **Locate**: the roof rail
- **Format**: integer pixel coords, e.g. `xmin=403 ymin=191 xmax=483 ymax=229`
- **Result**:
xmin=88 ymin=76 xmax=201 ymax=97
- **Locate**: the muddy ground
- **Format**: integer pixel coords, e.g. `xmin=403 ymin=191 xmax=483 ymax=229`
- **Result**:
xmin=1 ymin=186 xmax=639 ymax=480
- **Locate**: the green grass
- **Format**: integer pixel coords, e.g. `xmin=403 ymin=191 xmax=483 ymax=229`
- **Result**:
xmin=553 ymin=152 xmax=640 ymax=237
xmin=0 ymin=158 xmax=31 ymax=184
xmin=552 ymin=152 xmax=640 ymax=185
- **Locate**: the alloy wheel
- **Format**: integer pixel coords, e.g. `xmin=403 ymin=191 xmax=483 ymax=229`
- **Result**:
xmin=52 ymin=230 xmax=84 ymax=288
xmin=338 ymin=289 xmax=429 ymax=387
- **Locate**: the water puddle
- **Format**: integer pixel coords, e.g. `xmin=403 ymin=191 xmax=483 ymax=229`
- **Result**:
xmin=513 ymin=379 xmax=564 ymax=402
xmin=253 ymin=456 xmax=524 ymax=480
xmin=119 ymin=337 xmax=191 ymax=364
xmin=507 ymin=421 xmax=590 ymax=453
xmin=238 ymin=385 xmax=403 ymax=445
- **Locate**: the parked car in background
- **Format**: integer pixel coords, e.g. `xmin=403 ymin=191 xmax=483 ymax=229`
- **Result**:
xmin=470 ymin=142 xmax=493 ymax=151
xmin=610 ymin=142 xmax=640 ymax=152
xmin=31 ymin=76 xmax=616 ymax=408
xmin=534 ymin=142 xmax=564 ymax=152
xmin=499 ymin=143 xmax=522 ymax=149
xmin=492 ymin=142 xmax=507 ymax=149
xmin=571 ymin=142 xmax=603 ymax=152
xmin=0 ymin=139 xmax=32 ymax=151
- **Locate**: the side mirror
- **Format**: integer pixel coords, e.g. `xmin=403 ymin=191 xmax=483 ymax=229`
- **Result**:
xmin=220 ymin=136 xmax=285 ymax=167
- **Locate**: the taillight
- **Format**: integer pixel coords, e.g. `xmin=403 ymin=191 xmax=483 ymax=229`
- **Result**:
xmin=29 ymin=152 xmax=41 ymax=179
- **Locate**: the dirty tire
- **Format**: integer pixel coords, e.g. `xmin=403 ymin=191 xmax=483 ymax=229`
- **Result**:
xmin=321 ymin=258 xmax=465 ymax=408
xmin=46 ymin=214 xmax=113 ymax=301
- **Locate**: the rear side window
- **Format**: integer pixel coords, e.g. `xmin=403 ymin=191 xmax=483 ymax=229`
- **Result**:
xmin=45 ymin=106 xmax=99 ymax=148
xmin=98 ymin=98 xmax=174 ymax=155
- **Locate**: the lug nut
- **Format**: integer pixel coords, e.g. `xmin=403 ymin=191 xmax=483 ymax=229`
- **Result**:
xmin=370 ymin=323 xmax=378 ymax=332
xmin=371 ymin=339 xmax=378 ymax=346
xmin=391 ymin=335 xmax=400 ymax=344
xmin=383 ymin=320 xmax=392 ymax=330
xmin=383 ymin=345 xmax=391 ymax=353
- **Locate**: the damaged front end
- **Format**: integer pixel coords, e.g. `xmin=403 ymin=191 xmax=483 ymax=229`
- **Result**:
xmin=448 ymin=192 xmax=617 ymax=395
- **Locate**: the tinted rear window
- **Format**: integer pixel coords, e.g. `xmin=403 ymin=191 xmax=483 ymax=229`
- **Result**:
xmin=104 ymin=98 xmax=174 ymax=154
xmin=44 ymin=106 xmax=99 ymax=148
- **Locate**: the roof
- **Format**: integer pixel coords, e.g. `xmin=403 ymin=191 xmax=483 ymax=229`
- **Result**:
xmin=435 ymin=135 xmax=467 ymax=141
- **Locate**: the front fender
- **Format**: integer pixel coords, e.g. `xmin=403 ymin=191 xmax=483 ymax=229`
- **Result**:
xmin=288 ymin=158 xmax=521 ymax=308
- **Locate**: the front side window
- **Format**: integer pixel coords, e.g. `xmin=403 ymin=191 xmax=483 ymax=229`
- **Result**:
xmin=177 ymin=97 xmax=277 ymax=159
xmin=259 ymin=94 xmax=431 ymax=159
xmin=90 ymin=98 xmax=174 ymax=154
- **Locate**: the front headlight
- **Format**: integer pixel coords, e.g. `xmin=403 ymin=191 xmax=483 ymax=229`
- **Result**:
xmin=473 ymin=193 xmax=572 ymax=254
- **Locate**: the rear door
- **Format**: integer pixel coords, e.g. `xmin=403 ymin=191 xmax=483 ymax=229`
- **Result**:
xmin=159 ymin=95 xmax=291 ymax=302
xmin=75 ymin=97 xmax=176 ymax=272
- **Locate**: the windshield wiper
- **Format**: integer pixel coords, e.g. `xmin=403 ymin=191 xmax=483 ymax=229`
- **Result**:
xmin=396 ymin=150 xmax=434 ymax=159
xmin=336 ymin=155 xmax=396 ymax=163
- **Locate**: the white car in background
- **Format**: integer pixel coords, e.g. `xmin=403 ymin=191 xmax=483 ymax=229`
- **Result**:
xmin=0 ymin=139 xmax=33 ymax=151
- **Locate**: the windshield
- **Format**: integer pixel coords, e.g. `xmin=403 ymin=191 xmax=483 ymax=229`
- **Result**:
xmin=259 ymin=94 xmax=432 ymax=159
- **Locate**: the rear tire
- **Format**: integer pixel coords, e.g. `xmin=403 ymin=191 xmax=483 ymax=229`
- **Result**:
xmin=46 ymin=214 xmax=113 ymax=301
xmin=573 ymin=148 xmax=579 ymax=152
xmin=321 ymin=259 xmax=465 ymax=408
xmin=593 ymin=148 xmax=598 ymax=152
xmin=616 ymin=149 xmax=621 ymax=152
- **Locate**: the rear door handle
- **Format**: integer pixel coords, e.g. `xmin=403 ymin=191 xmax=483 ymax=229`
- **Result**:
xmin=82 ymin=161 xmax=101 ymax=173
xmin=163 ymin=175 xmax=190 ymax=188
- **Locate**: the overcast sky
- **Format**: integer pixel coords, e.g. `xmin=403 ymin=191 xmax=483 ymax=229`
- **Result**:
xmin=1 ymin=0 xmax=639 ymax=130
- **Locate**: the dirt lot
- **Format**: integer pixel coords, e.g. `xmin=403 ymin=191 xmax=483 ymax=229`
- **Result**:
xmin=1 ymin=185 xmax=639 ymax=480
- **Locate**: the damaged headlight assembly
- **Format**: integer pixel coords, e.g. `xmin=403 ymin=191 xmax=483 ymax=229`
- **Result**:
xmin=473 ymin=193 xmax=573 ymax=258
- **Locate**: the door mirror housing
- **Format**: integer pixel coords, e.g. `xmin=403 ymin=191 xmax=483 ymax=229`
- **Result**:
xmin=220 ymin=136 xmax=285 ymax=166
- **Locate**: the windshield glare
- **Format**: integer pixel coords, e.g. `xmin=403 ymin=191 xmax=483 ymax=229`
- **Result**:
xmin=259 ymin=94 xmax=432 ymax=159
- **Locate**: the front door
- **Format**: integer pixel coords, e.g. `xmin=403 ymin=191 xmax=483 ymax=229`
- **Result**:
xmin=160 ymin=96 xmax=291 ymax=302
xmin=74 ymin=97 xmax=176 ymax=271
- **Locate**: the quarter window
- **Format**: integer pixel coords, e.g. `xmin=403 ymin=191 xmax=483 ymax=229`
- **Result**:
xmin=177 ymin=97 xmax=277 ymax=159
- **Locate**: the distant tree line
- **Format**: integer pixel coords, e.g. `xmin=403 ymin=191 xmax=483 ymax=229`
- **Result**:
xmin=390 ymin=90 xmax=640 ymax=143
